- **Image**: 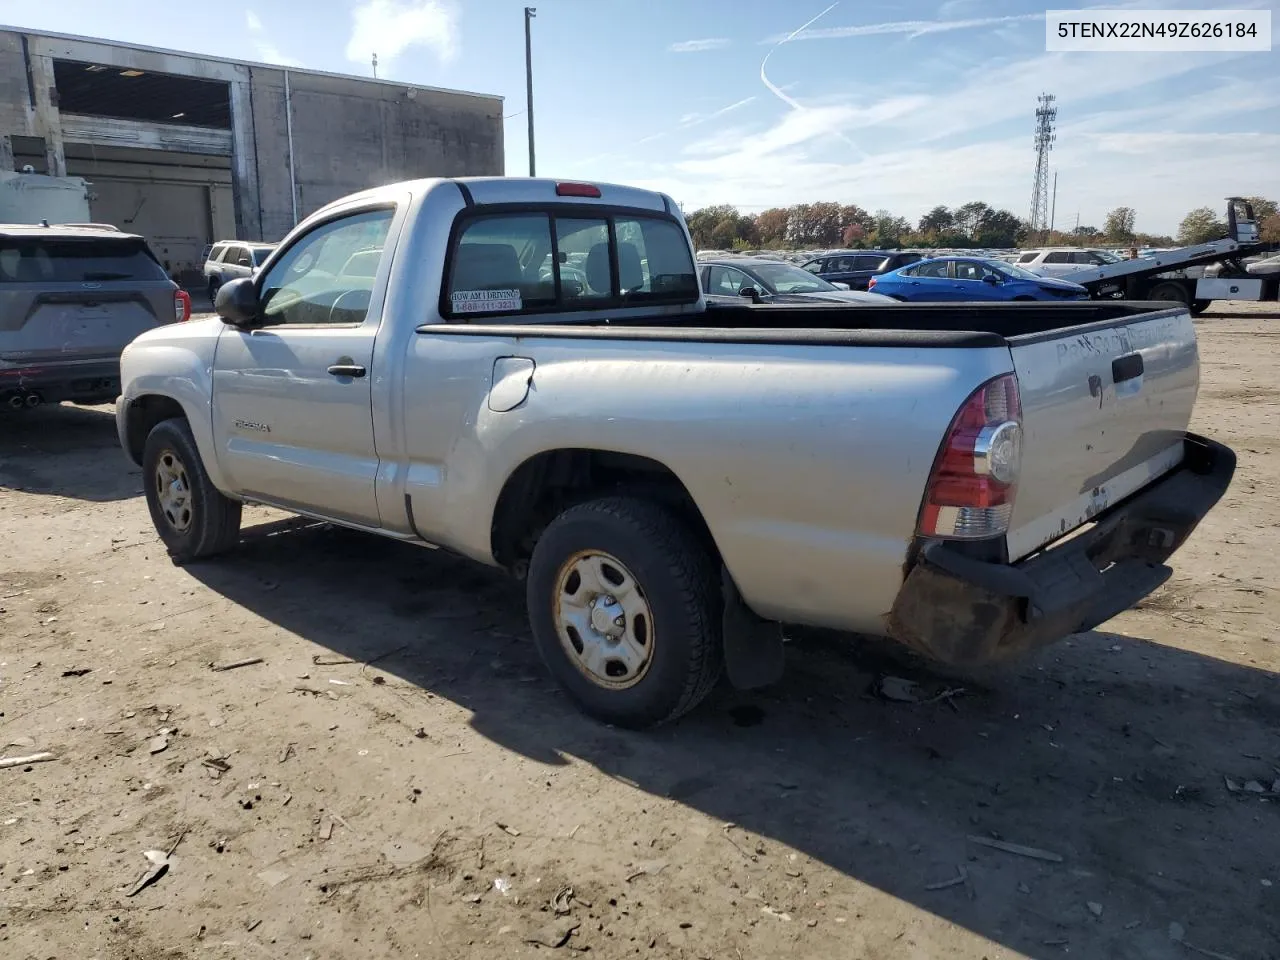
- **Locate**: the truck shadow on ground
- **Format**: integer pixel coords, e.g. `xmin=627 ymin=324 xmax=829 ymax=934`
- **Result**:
xmin=187 ymin=517 xmax=1280 ymax=960
xmin=0 ymin=403 xmax=140 ymax=502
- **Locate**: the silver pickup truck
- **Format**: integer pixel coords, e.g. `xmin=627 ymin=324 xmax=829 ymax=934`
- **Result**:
xmin=115 ymin=177 xmax=1235 ymax=728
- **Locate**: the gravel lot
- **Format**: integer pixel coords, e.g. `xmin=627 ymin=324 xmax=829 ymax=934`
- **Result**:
xmin=2 ymin=302 xmax=1278 ymax=960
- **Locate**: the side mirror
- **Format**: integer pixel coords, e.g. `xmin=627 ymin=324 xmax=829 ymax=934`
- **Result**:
xmin=216 ymin=277 xmax=261 ymax=326
xmin=738 ymin=286 xmax=762 ymax=302
xmin=983 ymin=274 xmax=1001 ymax=285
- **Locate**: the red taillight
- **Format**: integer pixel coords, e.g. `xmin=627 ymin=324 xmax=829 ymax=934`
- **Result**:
xmin=174 ymin=289 xmax=191 ymax=323
xmin=555 ymin=182 xmax=602 ymax=198
xmin=868 ymin=276 xmax=877 ymax=289
xmin=919 ymin=373 xmax=1023 ymax=539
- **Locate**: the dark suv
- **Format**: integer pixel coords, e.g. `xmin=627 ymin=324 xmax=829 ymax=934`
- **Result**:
xmin=0 ymin=224 xmax=188 ymax=409
xmin=801 ymin=250 xmax=924 ymax=290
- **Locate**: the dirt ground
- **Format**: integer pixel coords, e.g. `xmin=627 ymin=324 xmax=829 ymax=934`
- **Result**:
xmin=2 ymin=302 xmax=1278 ymax=960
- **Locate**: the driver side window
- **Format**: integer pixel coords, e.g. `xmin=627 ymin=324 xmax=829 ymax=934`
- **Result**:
xmin=258 ymin=208 xmax=394 ymax=326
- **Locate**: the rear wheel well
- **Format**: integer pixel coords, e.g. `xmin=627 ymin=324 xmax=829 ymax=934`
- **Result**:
xmin=490 ymin=449 xmax=719 ymax=577
xmin=124 ymin=395 xmax=187 ymax=465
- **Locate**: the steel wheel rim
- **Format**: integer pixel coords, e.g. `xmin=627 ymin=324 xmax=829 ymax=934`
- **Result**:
xmin=553 ymin=550 xmax=654 ymax=690
xmin=154 ymin=449 xmax=193 ymax=533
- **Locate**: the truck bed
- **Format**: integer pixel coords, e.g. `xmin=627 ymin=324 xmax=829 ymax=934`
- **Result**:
xmin=424 ymin=300 xmax=1182 ymax=344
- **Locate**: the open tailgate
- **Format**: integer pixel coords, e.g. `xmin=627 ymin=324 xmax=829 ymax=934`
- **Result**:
xmin=1005 ymin=306 xmax=1199 ymax=562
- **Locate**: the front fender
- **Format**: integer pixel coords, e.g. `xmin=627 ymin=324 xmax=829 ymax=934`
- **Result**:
xmin=118 ymin=319 xmax=232 ymax=494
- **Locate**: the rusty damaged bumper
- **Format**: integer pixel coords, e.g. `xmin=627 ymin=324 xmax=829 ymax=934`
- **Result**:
xmin=887 ymin=434 xmax=1236 ymax=667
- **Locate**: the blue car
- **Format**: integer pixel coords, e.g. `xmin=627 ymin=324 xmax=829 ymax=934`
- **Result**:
xmin=868 ymin=257 xmax=1090 ymax=302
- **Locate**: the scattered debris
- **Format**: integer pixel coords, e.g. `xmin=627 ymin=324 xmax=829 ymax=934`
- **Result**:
xmin=552 ymin=886 xmax=575 ymax=916
xmin=1125 ymin=920 xmax=1141 ymax=930
xmin=496 ymin=822 xmax=521 ymax=837
xmin=875 ymin=676 xmax=924 ymax=702
xmin=1088 ymin=901 xmax=1104 ymax=917
xmin=494 ymin=877 xmax=512 ymax=896
xmin=966 ymin=835 xmax=1064 ymax=863
xmin=313 ymin=654 xmax=356 ymax=666
xmin=414 ymin=728 xmax=429 ymax=739
xmin=201 ymin=757 xmax=231 ymax=777
xmin=1168 ymin=921 xmax=1242 ymax=960
xmin=525 ymin=920 xmax=580 ymax=948
xmin=1043 ymin=938 xmax=1069 ymax=947
xmin=626 ymin=860 xmax=669 ymax=883
xmin=331 ymin=813 xmax=362 ymax=839
xmin=211 ymin=657 xmax=264 ymax=672
xmin=257 ymin=869 xmax=290 ymax=888
xmin=61 ymin=668 xmax=91 ymax=677
xmin=246 ymin=919 xmax=262 ymax=932
xmin=328 ymin=679 xmax=351 ymax=687
xmin=125 ymin=850 xmax=172 ymax=897
xmin=1225 ymin=776 xmax=1280 ymax=797
xmin=148 ymin=735 xmax=169 ymax=755
xmin=924 ymin=865 xmax=968 ymax=891
xmin=319 ymin=820 xmax=334 ymax=841
xmin=873 ymin=676 xmax=967 ymax=706
xmin=0 ymin=752 xmax=56 ymax=770
xmin=761 ymin=906 xmax=792 ymax=922
xmin=278 ymin=743 xmax=295 ymax=764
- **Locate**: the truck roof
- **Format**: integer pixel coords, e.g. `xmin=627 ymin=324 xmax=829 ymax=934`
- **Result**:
xmin=315 ymin=177 xmax=676 ymax=219
xmin=0 ymin=223 xmax=144 ymax=241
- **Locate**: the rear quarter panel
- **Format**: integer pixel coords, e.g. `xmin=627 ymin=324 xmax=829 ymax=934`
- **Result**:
xmin=394 ymin=333 xmax=1013 ymax=634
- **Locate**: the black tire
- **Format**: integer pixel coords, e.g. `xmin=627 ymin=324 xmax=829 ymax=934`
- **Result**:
xmin=1191 ymin=299 xmax=1211 ymax=316
xmin=526 ymin=496 xmax=723 ymax=728
xmin=208 ymin=278 xmax=220 ymax=302
xmin=1147 ymin=281 xmax=1190 ymax=306
xmin=142 ymin=417 xmax=242 ymax=564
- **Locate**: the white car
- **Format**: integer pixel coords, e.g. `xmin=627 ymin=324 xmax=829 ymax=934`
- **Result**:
xmin=1014 ymin=248 xmax=1127 ymax=278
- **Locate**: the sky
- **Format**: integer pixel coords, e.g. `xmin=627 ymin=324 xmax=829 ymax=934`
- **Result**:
xmin=2 ymin=0 xmax=1277 ymax=235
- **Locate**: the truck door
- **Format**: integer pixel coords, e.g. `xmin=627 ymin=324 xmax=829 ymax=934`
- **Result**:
xmin=211 ymin=206 xmax=395 ymax=527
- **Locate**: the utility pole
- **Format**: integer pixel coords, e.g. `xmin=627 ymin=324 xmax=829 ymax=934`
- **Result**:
xmin=1049 ymin=170 xmax=1058 ymax=240
xmin=524 ymin=7 xmax=537 ymax=177
xmin=372 ymin=53 xmax=378 ymax=78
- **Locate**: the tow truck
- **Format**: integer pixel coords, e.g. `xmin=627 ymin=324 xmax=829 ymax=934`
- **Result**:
xmin=1059 ymin=198 xmax=1276 ymax=314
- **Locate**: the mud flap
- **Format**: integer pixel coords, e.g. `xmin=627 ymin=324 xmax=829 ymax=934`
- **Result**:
xmin=721 ymin=568 xmax=785 ymax=690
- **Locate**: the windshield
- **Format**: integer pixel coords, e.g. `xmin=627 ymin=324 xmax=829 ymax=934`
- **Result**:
xmin=993 ymin=261 xmax=1046 ymax=281
xmin=749 ymin=261 xmax=839 ymax=294
xmin=1090 ymin=249 xmax=1124 ymax=263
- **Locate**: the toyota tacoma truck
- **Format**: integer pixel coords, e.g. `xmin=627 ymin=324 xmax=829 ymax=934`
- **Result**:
xmin=115 ymin=177 xmax=1235 ymax=728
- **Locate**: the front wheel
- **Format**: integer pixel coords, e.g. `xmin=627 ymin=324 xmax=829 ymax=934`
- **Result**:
xmin=1190 ymin=299 xmax=1211 ymax=316
xmin=526 ymin=497 xmax=723 ymax=728
xmin=142 ymin=418 xmax=242 ymax=564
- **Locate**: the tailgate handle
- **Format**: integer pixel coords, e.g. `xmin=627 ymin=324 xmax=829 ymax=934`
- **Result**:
xmin=1112 ymin=353 xmax=1144 ymax=384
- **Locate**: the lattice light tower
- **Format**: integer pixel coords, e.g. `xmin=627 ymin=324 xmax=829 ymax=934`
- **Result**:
xmin=1029 ymin=93 xmax=1057 ymax=239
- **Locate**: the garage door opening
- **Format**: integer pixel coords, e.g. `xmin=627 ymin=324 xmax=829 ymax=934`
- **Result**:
xmin=52 ymin=59 xmax=231 ymax=128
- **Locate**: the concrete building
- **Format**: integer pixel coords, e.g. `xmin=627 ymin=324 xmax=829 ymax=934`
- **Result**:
xmin=0 ymin=26 xmax=504 ymax=280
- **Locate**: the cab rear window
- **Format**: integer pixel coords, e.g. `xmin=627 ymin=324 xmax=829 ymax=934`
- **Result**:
xmin=0 ymin=237 xmax=169 ymax=283
xmin=444 ymin=210 xmax=698 ymax=318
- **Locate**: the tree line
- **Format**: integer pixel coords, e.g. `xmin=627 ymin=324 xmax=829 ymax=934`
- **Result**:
xmin=684 ymin=197 xmax=1280 ymax=252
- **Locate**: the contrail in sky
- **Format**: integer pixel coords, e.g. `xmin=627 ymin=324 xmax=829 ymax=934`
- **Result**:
xmin=759 ymin=2 xmax=871 ymax=161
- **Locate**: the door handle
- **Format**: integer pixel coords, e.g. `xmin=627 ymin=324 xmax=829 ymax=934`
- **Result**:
xmin=327 ymin=360 xmax=366 ymax=378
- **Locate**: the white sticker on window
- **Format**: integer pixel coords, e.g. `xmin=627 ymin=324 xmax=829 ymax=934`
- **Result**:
xmin=451 ymin=289 xmax=522 ymax=313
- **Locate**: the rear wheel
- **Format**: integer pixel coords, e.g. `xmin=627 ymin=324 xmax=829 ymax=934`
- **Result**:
xmin=142 ymin=418 xmax=242 ymax=564
xmin=208 ymin=278 xmax=220 ymax=302
xmin=1190 ymin=299 xmax=1212 ymax=316
xmin=526 ymin=497 xmax=722 ymax=728
xmin=1147 ymin=281 xmax=1190 ymax=306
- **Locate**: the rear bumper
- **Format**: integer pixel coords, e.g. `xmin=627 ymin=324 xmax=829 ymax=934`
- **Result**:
xmin=0 ymin=357 xmax=121 ymax=401
xmin=888 ymin=434 xmax=1235 ymax=666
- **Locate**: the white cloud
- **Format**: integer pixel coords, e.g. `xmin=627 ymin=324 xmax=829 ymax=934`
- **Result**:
xmin=246 ymin=11 xmax=304 ymax=67
xmin=346 ymin=0 xmax=459 ymax=73
xmin=668 ymin=38 xmax=731 ymax=53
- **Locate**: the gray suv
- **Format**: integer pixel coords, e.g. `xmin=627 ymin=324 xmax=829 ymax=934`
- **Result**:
xmin=203 ymin=241 xmax=276 ymax=300
xmin=0 ymin=224 xmax=188 ymax=409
